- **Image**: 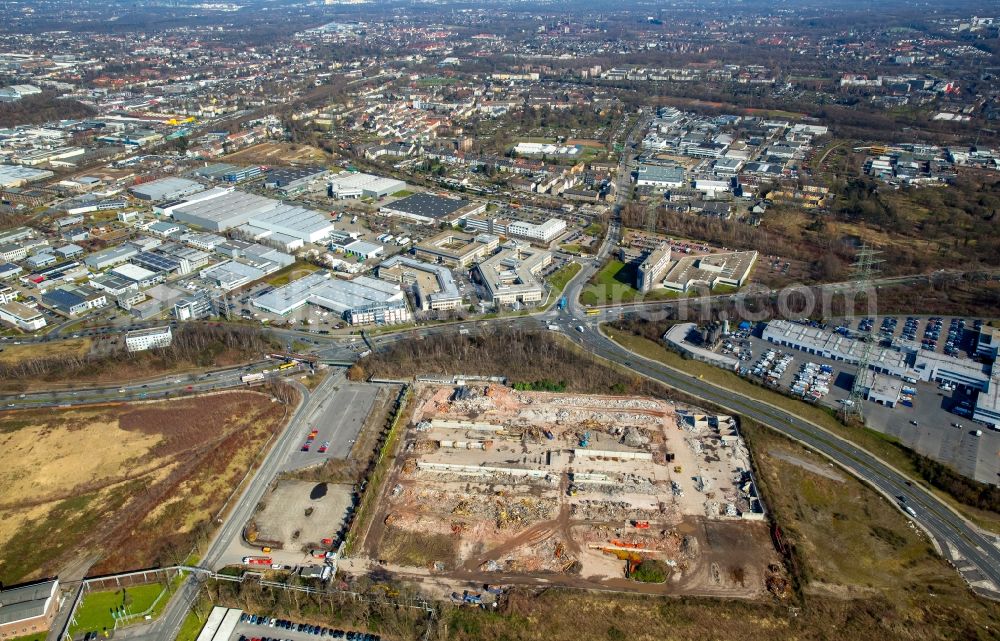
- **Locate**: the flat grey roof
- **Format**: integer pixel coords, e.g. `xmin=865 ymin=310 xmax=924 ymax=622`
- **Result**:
xmin=171 ymin=190 xmax=273 ymax=228
xmin=253 ymin=271 xmax=402 ymax=315
xmin=379 ymin=255 xmax=461 ymax=302
xmin=383 ymin=193 xmax=472 ymax=219
xmin=130 ymin=177 xmax=204 ymax=201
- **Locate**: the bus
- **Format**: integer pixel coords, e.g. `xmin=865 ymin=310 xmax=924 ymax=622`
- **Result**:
xmin=585 ymin=309 xmax=601 ymax=316
xmin=278 ymin=362 xmax=296 ymax=370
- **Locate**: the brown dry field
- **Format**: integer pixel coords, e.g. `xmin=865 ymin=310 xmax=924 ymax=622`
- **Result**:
xmin=0 ymin=338 xmax=91 ymax=364
xmin=222 ymin=142 xmax=332 ymax=166
xmin=0 ymin=391 xmax=290 ymax=583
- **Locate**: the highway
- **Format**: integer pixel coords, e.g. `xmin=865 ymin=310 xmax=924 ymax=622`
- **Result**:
xmin=14 ymin=107 xmax=1000 ymax=641
xmin=553 ymin=201 xmax=1000 ymax=599
xmin=0 ymin=361 xmax=282 ymax=409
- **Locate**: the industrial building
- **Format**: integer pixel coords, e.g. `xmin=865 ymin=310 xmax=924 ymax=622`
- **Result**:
xmin=200 ymin=260 xmax=267 ymax=291
xmin=252 ymin=271 xmax=410 ymax=325
xmin=263 ymin=166 xmax=329 ymax=191
xmin=129 ymin=177 xmax=205 ymax=202
xmin=762 ymin=319 xmax=996 ymax=392
xmin=42 ymin=284 xmax=108 ymax=316
xmin=379 ymin=193 xmax=485 ymax=225
xmin=328 ymin=172 xmax=405 ymax=199
xmin=167 ymin=189 xmax=333 ymax=243
xmin=378 ymin=255 xmax=463 ymax=311
xmin=340 ymin=240 xmax=384 ymax=261
xmin=413 ymin=230 xmax=499 ymax=268
xmin=859 ymin=370 xmax=904 ymax=408
xmin=636 ymin=163 xmax=685 ymax=188
xmin=84 ymin=244 xmax=138 ymax=271
xmin=111 ymin=263 xmax=162 ymax=288
xmin=0 ymin=301 xmax=46 ymax=331
xmin=125 ymin=326 xmax=173 ymax=352
xmin=476 ymin=241 xmax=551 ymax=307
xmin=0 ymin=165 xmax=53 ymax=189
xmin=0 ymin=579 xmax=60 ymax=639
xmin=89 ymin=272 xmax=138 ymax=297
xmin=763 ymin=320 xmax=916 ymax=379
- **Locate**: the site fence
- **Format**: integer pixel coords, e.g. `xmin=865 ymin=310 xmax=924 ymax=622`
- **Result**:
xmin=343 ymin=384 xmax=411 ymax=555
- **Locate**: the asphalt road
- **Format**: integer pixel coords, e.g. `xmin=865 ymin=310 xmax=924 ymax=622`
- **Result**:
xmin=548 ymin=220 xmax=1000 ymax=599
xmin=0 ymin=361 xmax=281 ymax=409
xmin=280 ymin=380 xmax=377 ymax=472
xmin=120 ymin=372 xmax=348 ymax=641
xmin=18 ymin=109 xmax=1000 ymax=641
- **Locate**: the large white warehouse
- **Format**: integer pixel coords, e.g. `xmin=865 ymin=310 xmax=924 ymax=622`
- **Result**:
xmin=167 ymin=189 xmax=333 ymax=243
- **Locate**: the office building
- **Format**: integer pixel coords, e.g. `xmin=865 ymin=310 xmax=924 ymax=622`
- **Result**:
xmin=659 ymin=251 xmax=757 ymax=293
xmin=414 ymin=231 xmax=499 ymax=268
xmin=637 ymin=244 xmax=672 ymax=292
xmin=125 ymin=326 xmax=173 ymax=352
xmin=378 ymin=255 xmax=463 ymax=311
xmin=476 ymin=241 xmax=551 ymax=307
xmin=0 ymin=301 xmax=46 ymax=331
xmin=506 ymin=218 xmax=567 ymax=243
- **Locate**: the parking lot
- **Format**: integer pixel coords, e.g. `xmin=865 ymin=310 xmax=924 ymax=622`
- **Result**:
xmin=727 ymin=319 xmax=1000 ymax=485
xmin=281 ymin=380 xmax=379 ymax=472
xmin=833 ymin=315 xmax=983 ymax=359
xmin=234 ymin=614 xmax=382 ymax=641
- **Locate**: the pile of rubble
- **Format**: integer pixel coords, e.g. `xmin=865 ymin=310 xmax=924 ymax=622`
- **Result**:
xmin=570 ymin=500 xmax=665 ymax=523
xmin=546 ymin=395 xmax=663 ymax=411
xmin=448 ymin=491 xmax=556 ymax=531
xmin=480 ymin=535 xmax=579 ymax=574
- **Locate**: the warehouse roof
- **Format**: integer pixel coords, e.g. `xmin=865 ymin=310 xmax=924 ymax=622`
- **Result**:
xmin=265 ymin=166 xmax=328 ymax=187
xmin=0 ymin=164 xmax=53 ymax=188
xmin=129 ymin=177 xmax=204 ymax=201
xmin=170 ymin=190 xmax=272 ymax=228
xmin=253 ymin=271 xmax=403 ymax=315
xmin=329 ymin=172 xmax=404 ymax=194
xmin=0 ymin=579 xmax=58 ymax=627
xmin=381 ymin=193 xmax=473 ymax=220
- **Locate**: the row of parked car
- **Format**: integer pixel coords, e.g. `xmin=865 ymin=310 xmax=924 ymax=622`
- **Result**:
xmin=240 ymin=614 xmax=380 ymax=641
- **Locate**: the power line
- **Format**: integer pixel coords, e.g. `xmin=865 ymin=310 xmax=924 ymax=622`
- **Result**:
xmin=842 ymin=243 xmax=883 ymax=422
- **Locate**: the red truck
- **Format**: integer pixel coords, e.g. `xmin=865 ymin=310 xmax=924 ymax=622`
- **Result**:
xmin=242 ymin=556 xmax=272 ymax=566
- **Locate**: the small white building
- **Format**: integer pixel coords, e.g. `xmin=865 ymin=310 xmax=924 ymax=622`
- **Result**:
xmin=0 ymin=301 xmax=46 ymax=331
xmin=125 ymin=326 xmax=173 ymax=352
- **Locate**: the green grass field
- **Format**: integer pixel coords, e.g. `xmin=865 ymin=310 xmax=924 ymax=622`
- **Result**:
xmin=580 ymin=260 xmax=683 ymax=305
xmin=70 ymin=583 xmax=167 ymax=634
xmin=390 ymin=189 xmax=414 ymax=198
xmin=264 ymin=261 xmax=321 ymax=287
xmin=175 ymin=610 xmax=205 ymax=641
xmin=546 ymin=262 xmax=582 ymax=294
